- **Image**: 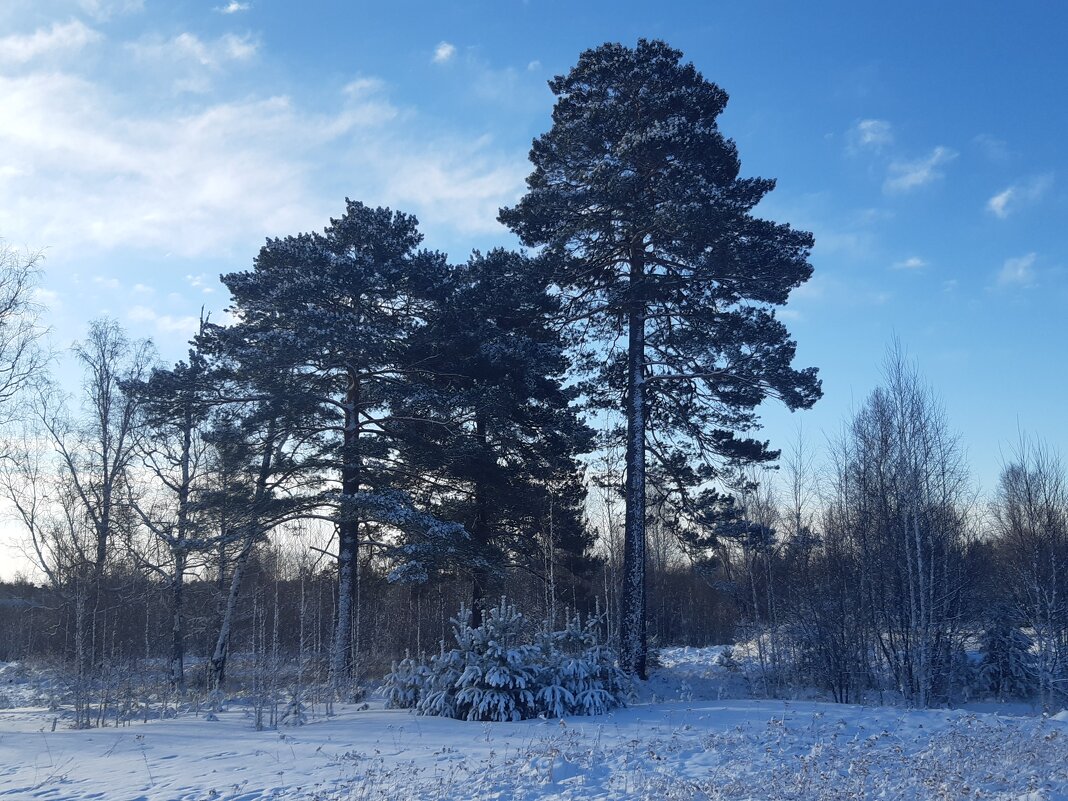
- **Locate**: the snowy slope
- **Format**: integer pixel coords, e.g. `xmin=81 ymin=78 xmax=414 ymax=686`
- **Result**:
xmin=2 ymin=655 xmax=1067 ymax=800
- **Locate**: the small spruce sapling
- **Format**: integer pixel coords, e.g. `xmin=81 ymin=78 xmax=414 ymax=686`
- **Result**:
xmin=386 ymin=600 xmax=628 ymax=722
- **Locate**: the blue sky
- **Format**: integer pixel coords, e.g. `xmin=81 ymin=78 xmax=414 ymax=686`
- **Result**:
xmin=1 ymin=0 xmax=1065 ymax=500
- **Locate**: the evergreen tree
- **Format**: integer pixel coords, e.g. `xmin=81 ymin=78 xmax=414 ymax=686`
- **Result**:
xmin=217 ymin=200 xmax=462 ymax=691
xmin=399 ymin=249 xmax=596 ymax=624
xmin=500 ymin=40 xmax=821 ymax=676
xmin=979 ymin=607 xmax=1037 ymax=700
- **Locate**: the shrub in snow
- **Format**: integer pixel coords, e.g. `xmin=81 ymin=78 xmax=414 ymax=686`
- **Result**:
xmin=384 ymin=599 xmax=628 ymax=722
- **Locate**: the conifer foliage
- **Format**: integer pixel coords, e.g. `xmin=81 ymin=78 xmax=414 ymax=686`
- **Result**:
xmin=217 ymin=200 xmax=464 ymax=689
xmin=399 ymin=248 xmax=595 ymax=622
xmin=501 ymin=39 xmax=821 ymax=677
xmin=385 ymin=599 xmax=627 ymax=722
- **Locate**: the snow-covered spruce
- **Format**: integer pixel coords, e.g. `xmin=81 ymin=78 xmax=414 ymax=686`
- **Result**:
xmin=383 ymin=651 xmax=430 ymax=710
xmin=383 ymin=599 xmax=628 ymax=722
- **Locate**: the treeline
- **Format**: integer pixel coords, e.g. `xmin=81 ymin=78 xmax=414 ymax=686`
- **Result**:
xmin=708 ymin=350 xmax=1068 ymax=710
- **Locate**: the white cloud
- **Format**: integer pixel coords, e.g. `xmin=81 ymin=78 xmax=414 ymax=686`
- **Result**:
xmin=432 ymin=41 xmax=456 ymax=64
xmin=527 ymin=60 xmax=541 ymax=72
xmin=186 ymin=273 xmax=216 ymax=294
xmin=122 ymin=32 xmax=258 ymax=94
xmin=215 ymin=1 xmax=250 ymax=12
xmin=849 ymin=119 xmax=893 ymax=151
xmin=0 ymin=72 xmax=370 ymax=255
xmin=0 ymin=67 xmax=523 ymax=258
xmin=124 ymin=31 xmax=258 ymax=93
xmin=128 ymin=31 xmax=258 ymax=70
xmin=986 ymin=174 xmax=1053 ymax=219
xmin=987 ymin=187 xmax=1015 ymax=219
xmin=0 ymin=20 xmax=100 ymax=64
xmin=92 ymin=275 xmax=121 ymax=289
xmin=128 ymin=304 xmax=199 ymax=334
xmin=884 ymin=146 xmax=957 ymax=193
xmin=343 ymin=77 xmax=385 ymax=97
xmin=373 ymin=136 xmax=527 ymax=234
xmin=892 ymin=257 xmax=926 ymax=270
xmin=997 ymin=252 xmax=1037 ymax=287
xmin=128 ymin=304 xmax=157 ymax=322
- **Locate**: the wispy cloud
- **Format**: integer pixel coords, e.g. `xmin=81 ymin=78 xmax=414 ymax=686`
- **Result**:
xmin=884 ymin=146 xmax=957 ymax=193
xmin=0 ymin=65 xmax=523 ymax=257
xmin=214 ymin=1 xmax=250 ymax=12
xmin=128 ymin=31 xmax=258 ymax=69
xmin=128 ymin=304 xmax=200 ymax=335
xmin=997 ymin=252 xmax=1037 ymax=287
xmin=0 ymin=20 xmax=101 ymax=64
xmin=125 ymin=31 xmax=258 ymax=92
xmin=986 ymin=174 xmax=1053 ymax=219
xmin=432 ymin=41 xmax=456 ymax=64
xmin=185 ymin=273 xmax=215 ymax=294
xmin=849 ymin=119 xmax=893 ymax=151
xmin=973 ymin=134 xmax=1012 ymax=163
xmin=92 ymin=275 xmax=121 ymax=290
xmin=892 ymin=257 xmax=926 ymax=270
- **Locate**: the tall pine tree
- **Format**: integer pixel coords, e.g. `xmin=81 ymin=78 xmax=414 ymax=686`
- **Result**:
xmin=399 ymin=249 xmax=596 ymax=624
xmin=500 ymin=40 xmax=821 ymax=677
xmin=218 ymin=200 xmax=460 ymax=691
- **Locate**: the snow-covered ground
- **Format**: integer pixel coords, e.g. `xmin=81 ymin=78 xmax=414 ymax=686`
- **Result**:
xmin=2 ymin=651 xmax=1067 ymax=800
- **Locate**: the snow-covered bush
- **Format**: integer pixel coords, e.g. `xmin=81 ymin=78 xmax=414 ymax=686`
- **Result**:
xmin=384 ymin=599 xmax=628 ymax=722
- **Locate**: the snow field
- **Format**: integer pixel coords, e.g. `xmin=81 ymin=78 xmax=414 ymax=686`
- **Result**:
xmin=2 ymin=698 xmax=1068 ymax=800
xmin=3 ymin=649 xmax=1068 ymax=800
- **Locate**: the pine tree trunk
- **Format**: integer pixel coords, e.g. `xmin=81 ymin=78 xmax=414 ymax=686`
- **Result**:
xmin=469 ymin=411 xmax=491 ymax=629
xmin=330 ymin=369 xmax=360 ymax=693
xmin=210 ymin=420 xmax=277 ymax=690
xmin=620 ymin=250 xmax=648 ymax=678
xmin=170 ymin=551 xmax=186 ymax=691
xmin=209 ymin=537 xmax=254 ymax=689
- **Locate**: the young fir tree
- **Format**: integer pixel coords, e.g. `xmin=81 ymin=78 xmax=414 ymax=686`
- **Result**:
xmin=398 ymin=249 xmax=596 ymax=625
xmin=217 ymin=200 xmax=463 ymax=692
xmin=500 ymin=40 xmax=821 ymax=677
